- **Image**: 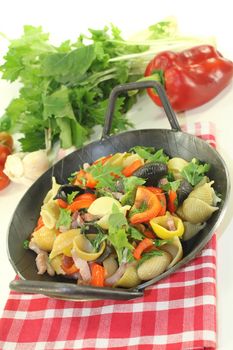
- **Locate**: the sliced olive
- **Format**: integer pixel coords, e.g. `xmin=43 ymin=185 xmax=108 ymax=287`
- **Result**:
xmin=177 ymin=180 xmax=193 ymax=204
xmin=133 ymin=162 xmax=168 ymax=186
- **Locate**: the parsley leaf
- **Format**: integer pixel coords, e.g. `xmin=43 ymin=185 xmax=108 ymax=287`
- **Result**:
xmin=56 ymin=208 xmax=72 ymax=229
xmin=130 ymin=146 xmax=169 ymax=164
xmin=67 ymin=191 xmax=79 ymax=204
xmin=87 ymin=161 xmax=123 ymax=190
xmin=160 ymin=179 xmax=181 ymax=192
xmin=107 ymin=210 xmax=133 ymax=264
xmin=181 ymin=158 xmax=210 ymax=186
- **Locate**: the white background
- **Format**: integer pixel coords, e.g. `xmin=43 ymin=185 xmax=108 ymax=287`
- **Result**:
xmin=1 ymin=1 xmax=233 ymax=349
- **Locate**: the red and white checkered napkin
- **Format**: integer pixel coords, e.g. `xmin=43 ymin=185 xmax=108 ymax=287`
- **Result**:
xmin=0 ymin=122 xmax=217 ymax=350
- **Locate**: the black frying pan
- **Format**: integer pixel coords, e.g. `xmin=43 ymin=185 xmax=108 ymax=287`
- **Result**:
xmin=8 ymin=81 xmax=230 ymax=300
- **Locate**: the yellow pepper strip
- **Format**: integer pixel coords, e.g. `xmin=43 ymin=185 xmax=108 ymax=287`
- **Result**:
xmin=150 ymin=211 xmax=184 ymax=239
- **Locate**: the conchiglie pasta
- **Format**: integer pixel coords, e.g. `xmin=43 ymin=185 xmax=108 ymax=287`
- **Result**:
xmin=167 ymin=157 xmax=189 ymax=179
xmin=137 ymin=252 xmax=172 ymax=281
xmin=114 ymin=265 xmax=141 ymax=288
xmin=41 ymin=200 xmax=60 ymax=229
xmin=182 ymin=197 xmax=218 ymax=224
xmin=43 ymin=177 xmax=61 ymax=204
xmin=49 ymin=229 xmax=80 ymax=260
xmin=160 ymin=236 xmax=183 ymax=269
xmin=182 ymin=221 xmax=206 ymax=241
xmin=31 ymin=226 xmax=57 ymax=251
xmin=189 ymin=181 xmax=215 ymax=205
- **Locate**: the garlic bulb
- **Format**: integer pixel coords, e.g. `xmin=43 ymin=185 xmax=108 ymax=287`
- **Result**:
xmin=4 ymin=150 xmax=50 ymax=185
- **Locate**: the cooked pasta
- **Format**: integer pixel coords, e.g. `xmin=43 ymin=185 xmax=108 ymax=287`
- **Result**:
xmin=26 ymin=147 xmax=220 ymax=289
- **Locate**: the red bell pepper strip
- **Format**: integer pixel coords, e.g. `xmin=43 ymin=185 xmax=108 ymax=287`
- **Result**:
xmin=133 ymin=238 xmax=154 ymax=260
xmin=61 ymin=255 xmax=79 ymax=275
xmin=34 ymin=216 xmax=44 ymax=231
xmin=67 ymin=193 xmax=96 ymax=213
xmin=147 ymin=187 xmax=166 ymax=216
xmin=167 ymin=190 xmax=177 ymax=214
xmin=130 ymin=186 xmax=162 ymax=224
xmin=144 ymin=45 xmax=233 ymax=112
xmin=122 ymin=159 xmax=143 ymax=177
xmin=57 ymin=198 xmax=68 ymax=209
xmin=74 ymin=169 xmax=98 ymax=188
xmin=91 ymin=263 xmax=105 ymax=287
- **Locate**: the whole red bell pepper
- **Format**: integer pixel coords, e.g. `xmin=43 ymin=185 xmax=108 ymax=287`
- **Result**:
xmin=144 ymin=45 xmax=233 ymax=112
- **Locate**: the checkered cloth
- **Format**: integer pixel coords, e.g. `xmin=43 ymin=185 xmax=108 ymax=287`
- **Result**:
xmin=0 ymin=122 xmax=217 ymax=350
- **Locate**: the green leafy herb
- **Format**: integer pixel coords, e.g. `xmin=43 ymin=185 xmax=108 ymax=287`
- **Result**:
xmin=87 ymin=161 xmax=123 ymax=190
xmin=67 ymin=191 xmax=79 ymax=204
xmin=107 ymin=210 xmax=133 ymax=263
xmin=128 ymin=226 xmax=144 ymax=240
xmin=181 ymin=158 xmax=210 ymax=186
xmin=129 ymin=201 xmax=148 ymax=217
xmin=130 ymin=146 xmax=169 ymax=164
xmin=120 ymin=176 xmax=145 ymax=206
xmin=68 ymin=171 xmax=78 ymax=183
xmin=160 ymin=180 xmax=181 ymax=192
xmin=23 ymin=239 xmax=30 ymax=249
xmin=91 ymin=232 xmax=108 ymax=252
xmin=56 ymin=208 xmax=72 ymax=229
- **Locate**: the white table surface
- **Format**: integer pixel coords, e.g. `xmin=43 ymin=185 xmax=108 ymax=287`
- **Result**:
xmin=1 ymin=1 xmax=233 ymax=349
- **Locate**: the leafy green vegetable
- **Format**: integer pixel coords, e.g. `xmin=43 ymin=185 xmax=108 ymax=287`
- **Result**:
xmin=0 ymin=24 xmax=145 ymax=151
xmin=87 ymin=161 xmax=123 ymax=190
xmin=120 ymin=176 xmax=145 ymax=206
xmin=160 ymin=179 xmax=181 ymax=192
xmin=91 ymin=232 xmax=108 ymax=252
xmin=128 ymin=226 xmax=144 ymax=240
xmin=56 ymin=208 xmax=72 ymax=229
xmin=0 ymin=19 xmax=213 ymax=152
xmin=130 ymin=146 xmax=169 ymax=163
xmin=23 ymin=239 xmax=30 ymax=249
xmin=107 ymin=209 xmax=133 ymax=263
xmin=67 ymin=191 xmax=79 ymax=204
xmin=181 ymin=158 xmax=210 ymax=186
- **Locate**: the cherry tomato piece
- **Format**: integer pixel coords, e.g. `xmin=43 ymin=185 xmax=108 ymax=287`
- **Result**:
xmin=0 ymin=144 xmax=11 ymax=166
xmin=0 ymin=166 xmax=10 ymax=191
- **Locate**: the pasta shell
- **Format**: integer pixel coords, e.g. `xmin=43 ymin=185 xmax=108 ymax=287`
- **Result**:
xmin=41 ymin=200 xmax=60 ymax=229
xmin=194 ymin=176 xmax=210 ymax=188
xmin=31 ymin=226 xmax=57 ymax=251
xmin=97 ymin=205 xmax=131 ymax=229
xmin=167 ymin=157 xmax=188 ymax=180
xmin=189 ymin=181 xmax=215 ymax=205
xmin=182 ymin=197 xmax=218 ymax=224
xmin=182 ymin=221 xmax=206 ymax=241
xmin=113 ymin=266 xmax=141 ymax=288
xmin=160 ymin=236 xmax=183 ymax=268
xmin=49 ymin=229 xmax=80 ymax=260
xmin=105 ymin=152 xmax=127 ymax=166
xmin=103 ymin=255 xmax=118 ymax=278
xmin=176 ymin=206 xmax=186 ymax=221
xmin=43 ymin=177 xmax=61 ymax=204
xmin=88 ymin=197 xmax=121 ymax=217
xmin=122 ymin=153 xmax=144 ymax=167
xmin=114 ymin=265 xmax=141 ymax=288
xmin=73 ymin=233 xmax=106 ymax=261
xmin=137 ymin=252 xmax=172 ymax=281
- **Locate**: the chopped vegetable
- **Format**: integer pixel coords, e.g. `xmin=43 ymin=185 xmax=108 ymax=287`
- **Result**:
xmin=130 ymin=186 xmax=162 ymax=224
xmin=91 ymin=263 xmax=105 ymax=287
xmin=122 ymin=159 xmax=143 ymax=177
xmin=150 ymin=212 xmax=184 ymax=239
xmin=0 ymin=166 xmax=10 ymax=191
xmin=133 ymin=238 xmax=154 ymax=260
xmin=145 ymin=45 xmax=233 ymax=111
xmin=181 ymin=158 xmax=210 ymax=186
xmin=167 ymin=190 xmax=177 ymax=214
xmin=56 ymin=208 xmax=72 ymax=229
xmin=0 ymin=19 xmax=215 ymax=152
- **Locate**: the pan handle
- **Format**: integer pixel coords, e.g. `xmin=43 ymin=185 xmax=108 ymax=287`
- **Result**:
xmin=9 ymin=279 xmax=143 ymax=301
xmin=102 ymin=80 xmax=181 ymax=138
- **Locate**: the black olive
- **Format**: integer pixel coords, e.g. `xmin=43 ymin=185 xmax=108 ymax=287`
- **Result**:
xmin=177 ymin=180 xmax=193 ymax=204
xmin=133 ymin=162 xmax=168 ymax=186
